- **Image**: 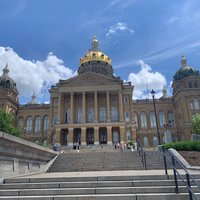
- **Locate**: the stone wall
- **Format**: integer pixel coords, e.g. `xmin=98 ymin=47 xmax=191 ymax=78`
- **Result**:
xmin=0 ymin=131 xmax=58 ymax=179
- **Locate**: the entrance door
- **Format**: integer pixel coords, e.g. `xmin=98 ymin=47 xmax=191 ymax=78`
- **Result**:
xmin=86 ymin=128 xmax=94 ymax=145
xmin=113 ymin=130 xmax=120 ymax=143
xmin=73 ymin=128 xmax=81 ymax=144
xmin=99 ymin=128 xmax=107 ymax=144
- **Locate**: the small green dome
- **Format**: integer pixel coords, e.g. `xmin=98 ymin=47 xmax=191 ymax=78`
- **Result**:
xmin=173 ymin=55 xmax=199 ymax=81
xmin=0 ymin=64 xmax=17 ymax=90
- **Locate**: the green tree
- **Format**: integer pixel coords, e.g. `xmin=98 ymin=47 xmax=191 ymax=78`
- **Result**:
xmin=193 ymin=113 xmax=200 ymax=135
xmin=0 ymin=110 xmax=21 ymax=137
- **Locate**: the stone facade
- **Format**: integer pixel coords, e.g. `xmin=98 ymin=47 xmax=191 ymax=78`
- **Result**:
xmin=0 ymin=38 xmax=200 ymax=147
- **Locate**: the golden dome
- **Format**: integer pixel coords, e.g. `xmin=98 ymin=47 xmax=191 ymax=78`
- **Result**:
xmin=80 ymin=36 xmax=112 ymax=66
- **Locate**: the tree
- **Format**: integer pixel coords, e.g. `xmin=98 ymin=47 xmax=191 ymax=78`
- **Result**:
xmin=0 ymin=110 xmax=21 ymax=137
xmin=193 ymin=113 xmax=200 ymax=135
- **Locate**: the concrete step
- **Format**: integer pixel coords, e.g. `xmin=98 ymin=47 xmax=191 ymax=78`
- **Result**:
xmin=0 ymin=193 xmax=199 ymax=200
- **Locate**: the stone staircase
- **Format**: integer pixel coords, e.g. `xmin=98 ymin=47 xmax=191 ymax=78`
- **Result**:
xmin=48 ymin=150 xmax=145 ymax=172
xmin=0 ymin=174 xmax=200 ymax=199
xmin=48 ymin=147 xmax=168 ymax=172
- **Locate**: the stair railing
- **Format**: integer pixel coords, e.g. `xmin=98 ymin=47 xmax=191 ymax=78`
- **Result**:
xmin=136 ymin=138 xmax=147 ymax=170
xmin=159 ymin=147 xmax=200 ymax=200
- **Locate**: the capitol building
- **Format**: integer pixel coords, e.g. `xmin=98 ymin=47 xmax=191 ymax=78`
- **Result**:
xmin=0 ymin=37 xmax=200 ymax=147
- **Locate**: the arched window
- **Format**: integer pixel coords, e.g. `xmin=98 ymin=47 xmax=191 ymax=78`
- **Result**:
xmin=35 ymin=116 xmax=41 ymax=133
xmin=194 ymin=99 xmax=200 ymax=110
xmin=149 ymin=111 xmax=156 ymax=128
xmin=125 ymin=111 xmax=130 ymax=122
xmin=168 ymin=111 xmax=175 ymax=127
xmin=140 ymin=112 xmax=147 ymax=128
xmin=26 ymin=116 xmax=33 ymax=132
xmin=159 ymin=111 xmax=166 ymax=128
xmin=43 ymin=115 xmax=49 ymax=132
xmin=133 ymin=112 xmax=138 ymax=129
xmin=17 ymin=117 xmax=24 ymax=130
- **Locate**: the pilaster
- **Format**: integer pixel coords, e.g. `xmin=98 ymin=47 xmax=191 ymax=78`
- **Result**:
xmin=82 ymin=92 xmax=86 ymax=123
xmin=107 ymin=126 xmax=112 ymax=145
xmin=118 ymin=91 xmax=124 ymax=122
xmin=94 ymin=127 xmax=99 ymax=145
xmin=94 ymin=91 xmax=98 ymax=123
xmin=68 ymin=128 xmax=74 ymax=146
xmin=106 ymin=91 xmax=111 ymax=122
xmin=81 ymin=127 xmax=86 ymax=145
xmin=70 ymin=93 xmax=74 ymax=124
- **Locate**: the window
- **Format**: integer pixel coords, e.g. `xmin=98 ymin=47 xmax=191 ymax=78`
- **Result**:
xmin=77 ymin=108 xmax=82 ymax=123
xmin=149 ymin=111 xmax=156 ymax=128
xmin=111 ymin=107 xmax=119 ymax=122
xmin=194 ymin=99 xmax=200 ymax=110
xmin=159 ymin=111 xmax=166 ymax=128
xmin=43 ymin=115 xmax=49 ymax=131
xmin=168 ymin=111 xmax=175 ymax=127
xmin=143 ymin=136 xmax=148 ymax=147
xmin=194 ymin=81 xmax=198 ymax=88
xmin=99 ymin=107 xmax=106 ymax=122
xmin=190 ymin=99 xmax=200 ymax=110
xmin=26 ymin=116 xmax=33 ymax=132
xmin=153 ymin=136 xmax=158 ymax=146
xmin=189 ymin=81 xmax=192 ymax=88
xmin=53 ymin=115 xmax=58 ymax=125
xmin=17 ymin=117 xmax=24 ymax=130
xmin=87 ymin=107 xmax=94 ymax=123
xmin=140 ymin=112 xmax=147 ymax=128
xmin=124 ymin=96 xmax=129 ymax=104
xmin=35 ymin=116 xmax=41 ymax=133
xmin=126 ymin=130 xmax=131 ymax=141
xmin=125 ymin=111 xmax=130 ymax=122
xmin=64 ymin=110 xmax=70 ymax=123
xmin=54 ymin=98 xmax=58 ymax=112
xmin=133 ymin=112 xmax=138 ymax=129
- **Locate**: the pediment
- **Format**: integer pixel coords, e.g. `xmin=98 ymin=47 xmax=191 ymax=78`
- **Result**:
xmin=59 ymin=72 xmax=122 ymax=86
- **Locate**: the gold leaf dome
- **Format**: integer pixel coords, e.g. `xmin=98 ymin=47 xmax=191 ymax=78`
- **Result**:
xmin=80 ymin=36 xmax=112 ymax=65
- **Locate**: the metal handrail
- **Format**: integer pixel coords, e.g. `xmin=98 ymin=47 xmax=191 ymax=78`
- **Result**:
xmin=136 ymin=139 xmax=147 ymax=170
xmin=159 ymin=147 xmax=200 ymax=200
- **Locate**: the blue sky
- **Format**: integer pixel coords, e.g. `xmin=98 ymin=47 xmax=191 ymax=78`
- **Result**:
xmin=0 ymin=0 xmax=200 ymax=103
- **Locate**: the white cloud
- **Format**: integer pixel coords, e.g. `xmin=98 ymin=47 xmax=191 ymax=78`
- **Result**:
xmin=106 ymin=22 xmax=134 ymax=37
xmin=128 ymin=60 xmax=167 ymax=99
xmin=0 ymin=47 xmax=75 ymax=103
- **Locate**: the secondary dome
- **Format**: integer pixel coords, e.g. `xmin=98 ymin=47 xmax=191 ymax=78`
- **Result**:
xmin=173 ymin=55 xmax=199 ymax=81
xmin=78 ymin=36 xmax=113 ymax=76
xmin=0 ymin=64 xmax=18 ymax=91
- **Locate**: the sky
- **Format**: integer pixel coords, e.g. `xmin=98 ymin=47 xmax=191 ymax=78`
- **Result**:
xmin=0 ymin=0 xmax=200 ymax=104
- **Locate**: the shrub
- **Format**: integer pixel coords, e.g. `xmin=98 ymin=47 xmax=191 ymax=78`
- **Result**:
xmin=164 ymin=141 xmax=200 ymax=151
xmin=128 ymin=141 xmax=135 ymax=149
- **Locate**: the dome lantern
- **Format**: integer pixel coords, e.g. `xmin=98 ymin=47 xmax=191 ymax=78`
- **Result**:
xmin=91 ymin=36 xmax=99 ymax=51
xmin=181 ymin=53 xmax=187 ymax=68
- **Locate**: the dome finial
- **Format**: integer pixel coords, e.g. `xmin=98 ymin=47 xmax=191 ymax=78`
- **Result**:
xmin=91 ymin=35 xmax=99 ymax=51
xmin=2 ymin=63 xmax=9 ymax=77
xmin=181 ymin=53 xmax=187 ymax=68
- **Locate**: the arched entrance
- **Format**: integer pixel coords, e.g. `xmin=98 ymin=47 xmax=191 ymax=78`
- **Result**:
xmin=86 ymin=128 xmax=94 ymax=145
xmin=61 ymin=129 xmax=68 ymax=145
xmin=73 ymin=128 xmax=81 ymax=144
xmin=99 ymin=127 xmax=107 ymax=144
xmin=112 ymin=127 xmax=120 ymax=144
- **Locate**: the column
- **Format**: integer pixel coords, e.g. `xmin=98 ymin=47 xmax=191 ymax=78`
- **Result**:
xmin=82 ymin=92 xmax=86 ymax=123
xmin=81 ymin=127 xmax=86 ymax=145
xmin=106 ymin=91 xmax=111 ymax=122
xmin=94 ymin=127 xmax=99 ymax=145
xmin=120 ymin=126 xmax=125 ymax=143
xmin=107 ymin=126 xmax=112 ymax=145
xmin=70 ymin=93 xmax=74 ymax=124
xmin=55 ymin=128 xmax=61 ymax=144
xmin=68 ymin=128 xmax=74 ymax=146
xmin=94 ymin=91 xmax=98 ymax=123
xmin=57 ymin=94 xmax=62 ymax=125
xmin=118 ymin=91 xmax=124 ymax=122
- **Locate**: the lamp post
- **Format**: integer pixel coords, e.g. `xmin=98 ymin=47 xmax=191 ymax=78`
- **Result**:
xmin=150 ymin=89 xmax=161 ymax=145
